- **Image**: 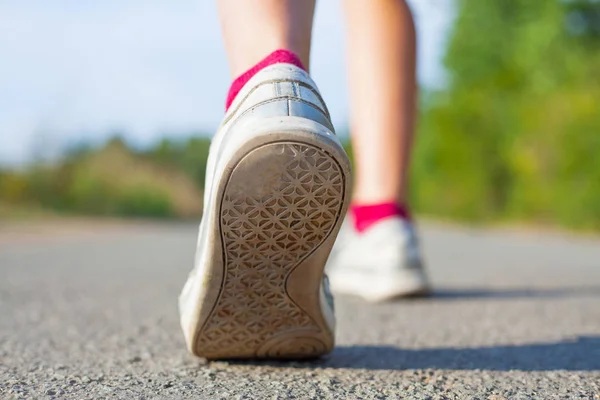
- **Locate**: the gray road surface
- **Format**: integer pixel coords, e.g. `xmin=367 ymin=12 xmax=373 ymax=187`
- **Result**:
xmin=1 ymin=221 xmax=600 ymax=399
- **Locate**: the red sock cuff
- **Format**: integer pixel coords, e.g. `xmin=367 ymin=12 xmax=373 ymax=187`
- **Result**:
xmin=351 ymin=202 xmax=411 ymax=233
xmin=225 ymin=49 xmax=306 ymax=111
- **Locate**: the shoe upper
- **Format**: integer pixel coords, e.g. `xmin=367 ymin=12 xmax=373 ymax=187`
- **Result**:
xmin=327 ymin=215 xmax=425 ymax=273
xmin=326 ymin=215 xmax=430 ymax=301
xmin=216 ymin=63 xmax=334 ymax=158
xmin=224 ymin=64 xmax=332 ymax=125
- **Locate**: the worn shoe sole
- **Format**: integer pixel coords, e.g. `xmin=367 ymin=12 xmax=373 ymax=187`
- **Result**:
xmin=185 ymin=126 xmax=351 ymax=359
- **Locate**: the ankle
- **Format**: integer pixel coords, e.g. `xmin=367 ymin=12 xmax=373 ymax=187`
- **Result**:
xmin=226 ymin=49 xmax=305 ymax=111
xmin=350 ymin=202 xmax=411 ymax=233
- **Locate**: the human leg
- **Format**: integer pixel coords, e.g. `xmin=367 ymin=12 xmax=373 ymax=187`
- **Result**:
xmin=344 ymin=0 xmax=417 ymax=208
xmin=218 ymin=0 xmax=315 ymax=77
xmin=326 ymin=0 xmax=429 ymax=301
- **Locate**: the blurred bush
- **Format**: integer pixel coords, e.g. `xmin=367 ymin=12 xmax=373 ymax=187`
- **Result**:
xmin=410 ymin=0 xmax=600 ymax=229
xmin=0 ymin=137 xmax=209 ymax=219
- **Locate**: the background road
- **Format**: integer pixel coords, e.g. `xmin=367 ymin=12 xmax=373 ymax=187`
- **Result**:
xmin=1 ymin=221 xmax=600 ymax=399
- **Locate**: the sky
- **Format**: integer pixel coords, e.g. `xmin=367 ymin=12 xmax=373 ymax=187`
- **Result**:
xmin=0 ymin=0 xmax=455 ymax=166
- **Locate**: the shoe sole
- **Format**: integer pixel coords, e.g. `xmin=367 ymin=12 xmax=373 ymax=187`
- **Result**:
xmin=190 ymin=132 xmax=350 ymax=359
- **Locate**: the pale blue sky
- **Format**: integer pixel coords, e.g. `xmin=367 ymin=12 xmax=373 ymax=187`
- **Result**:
xmin=0 ymin=0 xmax=454 ymax=165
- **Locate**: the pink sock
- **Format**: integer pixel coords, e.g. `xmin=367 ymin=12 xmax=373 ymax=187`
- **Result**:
xmin=225 ymin=49 xmax=305 ymax=111
xmin=351 ymin=202 xmax=411 ymax=233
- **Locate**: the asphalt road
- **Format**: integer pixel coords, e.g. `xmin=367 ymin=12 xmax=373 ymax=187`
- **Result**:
xmin=1 ymin=221 xmax=600 ymax=399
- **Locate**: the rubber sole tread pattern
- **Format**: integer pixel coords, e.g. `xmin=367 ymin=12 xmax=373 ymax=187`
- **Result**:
xmin=196 ymin=142 xmax=345 ymax=359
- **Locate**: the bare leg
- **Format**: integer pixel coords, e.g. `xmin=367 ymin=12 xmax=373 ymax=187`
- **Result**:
xmin=218 ymin=0 xmax=316 ymax=77
xmin=327 ymin=2 xmax=430 ymax=301
xmin=343 ymin=0 xmax=418 ymax=205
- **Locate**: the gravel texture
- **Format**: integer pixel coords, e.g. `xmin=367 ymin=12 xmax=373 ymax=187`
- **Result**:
xmin=1 ymin=221 xmax=599 ymax=399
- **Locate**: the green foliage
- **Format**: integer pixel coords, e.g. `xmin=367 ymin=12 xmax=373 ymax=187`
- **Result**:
xmin=0 ymin=170 xmax=29 ymax=203
xmin=411 ymin=0 xmax=600 ymax=229
xmin=112 ymin=184 xmax=173 ymax=218
xmin=141 ymin=136 xmax=211 ymax=189
xmin=0 ymin=137 xmax=209 ymax=219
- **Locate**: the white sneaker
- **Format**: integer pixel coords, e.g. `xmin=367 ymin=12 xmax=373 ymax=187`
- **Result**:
xmin=326 ymin=216 xmax=430 ymax=302
xmin=179 ymin=64 xmax=351 ymax=359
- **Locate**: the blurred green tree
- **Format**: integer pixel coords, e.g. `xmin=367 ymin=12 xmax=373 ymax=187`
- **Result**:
xmin=412 ymin=0 xmax=600 ymax=228
xmin=141 ymin=136 xmax=211 ymax=189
